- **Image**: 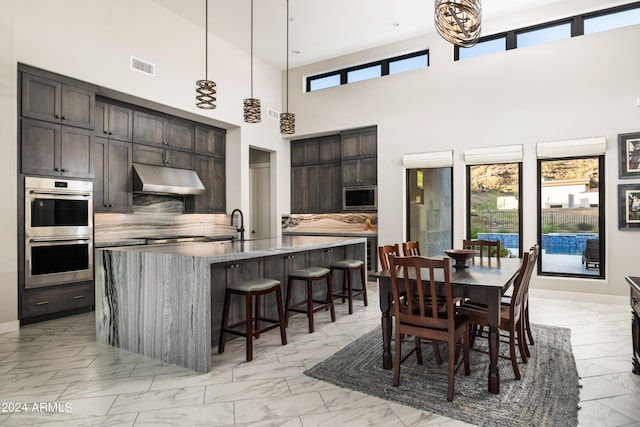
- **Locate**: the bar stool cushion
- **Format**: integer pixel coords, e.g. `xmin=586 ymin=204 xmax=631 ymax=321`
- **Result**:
xmin=331 ymin=259 xmax=364 ymax=269
xmin=228 ymin=278 xmax=280 ymax=293
xmin=289 ymin=267 xmax=330 ymax=278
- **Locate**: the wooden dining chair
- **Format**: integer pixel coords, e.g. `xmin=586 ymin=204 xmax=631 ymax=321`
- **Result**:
xmin=501 ymin=245 xmax=539 ymax=353
xmin=389 ymin=254 xmax=470 ymax=401
xmin=378 ymin=244 xmax=401 ymax=270
xmin=402 ymin=241 xmax=422 ymax=256
xmin=458 ymin=245 xmax=538 ymax=380
xmin=463 ymin=239 xmax=501 ymax=262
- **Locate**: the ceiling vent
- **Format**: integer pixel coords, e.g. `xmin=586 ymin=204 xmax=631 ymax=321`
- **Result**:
xmin=267 ymin=108 xmax=279 ymax=121
xmin=130 ymin=56 xmax=155 ymax=76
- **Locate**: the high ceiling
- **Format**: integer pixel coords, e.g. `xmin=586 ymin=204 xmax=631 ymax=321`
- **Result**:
xmin=153 ymin=0 xmax=573 ymax=69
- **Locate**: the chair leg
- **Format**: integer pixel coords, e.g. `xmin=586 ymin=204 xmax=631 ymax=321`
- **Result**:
xmin=509 ymin=326 xmax=521 ymax=380
xmin=517 ymin=319 xmax=528 ymax=363
xmin=285 ymin=277 xmax=293 ymax=328
xmin=306 ymin=278 xmax=315 ymax=333
xmin=463 ymin=325 xmax=471 ymax=376
xmin=524 ymin=305 xmax=534 ymax=346
xmin=447 ymin=338 xmax=456 ymax=401
xmin=415 ymin=337 xmax=423 ymax=365
xmin=245 ymin=292 xmax=253 ymax=362
xmin=393 ymin=327 xmax=402 ymax=387
xmin=359 ymin=265 xmax=368 ymax=307
xmin=218 ymin=290 xmax=231 ymax=354
xmin=254 ymin=294 xmax=261 ymax=339
xmin=275 ymin=286 xmax=287 ymax=345
xmin=346 ymin=269 xmax=354 ymax=314
xmin=326 ymin=273 xmax=336 ymax=322
xmin=432 ymin=341 xmax=443 ymax=365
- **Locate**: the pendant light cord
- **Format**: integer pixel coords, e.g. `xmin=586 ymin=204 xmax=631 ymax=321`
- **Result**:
xmin=205 ymin=0 xmax=209 ymax=80
xmin=250 ymin=0 xmax=254 ymax=98
xmin=285 ymin=0 xmax=289 ymax=113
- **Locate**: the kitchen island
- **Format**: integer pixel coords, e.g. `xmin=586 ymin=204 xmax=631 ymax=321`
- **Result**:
xmin=95 ymin=235 xmax=367 ymax=372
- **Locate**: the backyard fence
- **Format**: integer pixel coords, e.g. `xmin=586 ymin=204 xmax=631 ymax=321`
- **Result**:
xmin=470 ymin=208 xmax=599 ymax=233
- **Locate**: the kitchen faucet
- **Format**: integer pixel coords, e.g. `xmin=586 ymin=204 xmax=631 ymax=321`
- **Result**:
xmin=230 ymin=209 xmax=245 ymax=243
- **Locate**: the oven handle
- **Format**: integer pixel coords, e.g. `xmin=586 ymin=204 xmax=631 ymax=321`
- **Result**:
xmin=29 ymin=238 xmax=92 ymax=244
xmin=29 ymin=189 xmax=92 ymax=197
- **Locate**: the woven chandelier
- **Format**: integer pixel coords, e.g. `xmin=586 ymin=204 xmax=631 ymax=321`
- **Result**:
xmin=196 ymin=0 xmax=216 ymax=109
xmin=434 ymin=0 xmax=482 ymax=47
xmin=280 ymin=0 xmax=295 ymax=134
xmin=243 ymin=0 xmax=261 ymax=123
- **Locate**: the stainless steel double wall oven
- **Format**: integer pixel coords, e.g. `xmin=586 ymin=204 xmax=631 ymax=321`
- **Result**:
xmin=24 ymin=177 xmax=94 ymax=289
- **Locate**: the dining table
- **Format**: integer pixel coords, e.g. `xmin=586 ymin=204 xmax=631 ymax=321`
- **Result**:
xmin=371 ymin=256 xmax=522 ymax=395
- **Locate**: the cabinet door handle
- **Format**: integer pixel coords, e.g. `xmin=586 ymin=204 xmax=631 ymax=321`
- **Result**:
xmin=35 ymin=300 xmax=50 ymax=306
xmin=54 ymin=114 xmax=61 ymax=119
xmin=103 ymin=130 xmax=109 ymax=134
xmin=73 ymin=294 xmax=86 ymax=300
xmin=109 ymin=131 xmax=114 ymax=135
xmin=54 ymin=168 xmax=60 ymax=171
xmin=61 ymin=116 xmax=68 ymax=120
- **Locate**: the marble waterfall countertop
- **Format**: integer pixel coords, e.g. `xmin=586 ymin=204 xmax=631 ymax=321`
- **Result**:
xmin=97 ymin=235 xmax=367 ymax=261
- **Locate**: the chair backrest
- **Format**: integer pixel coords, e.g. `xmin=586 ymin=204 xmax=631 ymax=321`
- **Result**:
xmin=508 ymin=246 xmax=538 ymax=321
xmin=378 ymin=244 xmax=401 ymax=270
xmin=462 ymin=239 xmax=501 ymax=262
xmin=402 ymin=241 xmax=421 ymax=256
xmin=585 ymin=239 xmax=599 ymax=260
xmin=389 ymin=255 xmax=454 ymax=330
xmin=521 ymin=244 xmax=539 ymax=303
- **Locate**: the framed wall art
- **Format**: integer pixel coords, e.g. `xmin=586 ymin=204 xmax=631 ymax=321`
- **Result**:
xmin=619 ymin=132 xmax=640 ymax=178
xmin=618 ymin=183 xmax=640 ymax=230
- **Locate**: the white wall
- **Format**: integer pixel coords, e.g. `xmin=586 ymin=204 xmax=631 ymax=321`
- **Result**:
xmin=0 ymin=0 xmax=287 ymax=327
xmin=286 ymin=2 xmax=640 ymax=298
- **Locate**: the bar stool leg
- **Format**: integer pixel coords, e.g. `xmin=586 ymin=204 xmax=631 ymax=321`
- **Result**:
xmin=285 ymin=277 xmax=293 ymax=328
xmin=327 ymin=272 xmax=336 ymax=322
xmin=255 ymin=294 xmax=261 ymax=339
xmin=307 ymin=278 xmax=315 ymax=333
xmin=275 ymin=286 xmax=287 ymax=345
xmin=245 ymin=291 xmax=253 ymax=362
xmin=218 ymin=290 xmax=232 ymax=354
xmin=360 ymin=264 xmax=368 ymax=307
xmin=346 ymin=269 xmax=354 ymax=314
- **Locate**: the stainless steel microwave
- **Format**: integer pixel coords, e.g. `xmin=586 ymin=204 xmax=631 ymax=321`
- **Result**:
xmin=343 ymin=186 xmax=377 ymax=211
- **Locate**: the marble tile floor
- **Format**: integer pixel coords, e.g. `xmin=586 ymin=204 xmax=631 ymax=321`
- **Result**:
xmin=0 ymin=282 xmax=638 ymax=427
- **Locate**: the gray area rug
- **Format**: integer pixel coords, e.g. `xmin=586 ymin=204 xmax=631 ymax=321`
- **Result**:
xmin=304 ymin=324 xmax=579 ymax=427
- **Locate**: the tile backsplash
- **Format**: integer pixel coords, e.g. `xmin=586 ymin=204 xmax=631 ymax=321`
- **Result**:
xmin=283 ymin=213 xmax=377 ymax=234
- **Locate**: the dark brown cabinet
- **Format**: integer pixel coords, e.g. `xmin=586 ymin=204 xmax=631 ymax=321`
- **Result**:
xmin=94 ymin=137 xmax=132 ymax=213
xmin=95 ymin=101 xmax=133 ymax=142
xmin=263 ymin=252 xmax=308 ymax=318
xmin=291 ymin=139 xmax=319 ymax=166
xmin=342 ymin=157 xmax=377 ymax=186
xmin=21 ymin=72 xmax=95 ymax=130
xmin=291 ymin=165 xmax=319 ymax=213
xmin=188 ymin=155 xmax=226 ymax=213
xmin=341 ymin=128 xmax=377 ymax=160
xmin=21 ymin=118 xmax=94 ymax=178
xmin=319 ymin=163 xmax=342 ymax=212
xmin=132 ymin=144 xmax=193 ymax=169
xmin=133 ymin=111 xmax=194 ymax=151
xmin=195 ymin=126 xmax=225 ymax=158
xmin=21 ymin=281 xmax=94 ymax=318
xmin=318 ymin=136 xmax=341 ymax=163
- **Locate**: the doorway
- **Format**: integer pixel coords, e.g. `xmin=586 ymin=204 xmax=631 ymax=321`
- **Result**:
xmin=249 ymin=148 xmax=272 ymax=239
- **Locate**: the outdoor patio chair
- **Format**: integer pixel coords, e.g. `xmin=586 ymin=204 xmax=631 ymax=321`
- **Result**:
xmin=582 ymin=239 xmax=600 ymax=270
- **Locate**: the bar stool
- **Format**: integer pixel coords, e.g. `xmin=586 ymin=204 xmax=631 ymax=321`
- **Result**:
xmin=330 ymin=259 xmax=368 ymax=314
xmin=218 ymin=278 xmax=287 ymax=362
xmin=285 ymin=267 xmax=335 ymax=333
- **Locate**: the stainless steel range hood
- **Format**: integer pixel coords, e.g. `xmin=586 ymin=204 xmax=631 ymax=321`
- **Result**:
xmin=132 ymin=163 xmax=205 ymax=195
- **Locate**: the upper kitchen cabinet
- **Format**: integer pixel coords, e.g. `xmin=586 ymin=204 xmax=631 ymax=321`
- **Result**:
xmin=341 ymin=127 xmax=377 ymax=160
xmin=21 ymin=118 xmax=94 ymax=179
xmin=21 ymin=71 xmax=95 ymax=130
xmin=95 ymin=100 xmax=133 ymax=142
xmin=318 ymin=135 xmax=341 ymax=163
xmin=132 ymin=144 xmax=193 ymax=170
xmin=291 ymin=165 xmax=319 ymax=213
xmin=195 ymin=126 xmax=225 ymax=158
xmin=186 ymin=155 xmax=226 ymax=213
xmin=291 ymin=139 xmax=319 ymax=166
xmin=342 ymin=157 xmax=377 ymax=186
xmin=133 ymin=110 xmax=194 ymax=151
xmin=94 ymin=137 xmax=132 ymax=213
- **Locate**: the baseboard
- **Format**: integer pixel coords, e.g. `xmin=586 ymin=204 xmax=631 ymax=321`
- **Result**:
xmin=530 ymin=289 xmax=628 ymax=305
xmin=0 ymin=320 xmax=20 ymax=335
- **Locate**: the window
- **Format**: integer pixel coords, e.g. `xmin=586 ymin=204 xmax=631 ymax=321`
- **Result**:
xmin=406 ymin=168 xmax=453 ymax=257
xmin=584 ymin=6 xmax=640 ymax=34
xmin=456 ymin=36 xmax=506 ymax=61
xmin=389 ymin=53 xmax=428 ymax=74
xmin=537 ymin=156 xmax=604 ymax=278
xmin=467 ymin=163 xmax=521 ymax=258
xmin=517 ymin=22 xmax=572 ymax=48
xmin=347 ymin=65 xmax=382 ymax=83
xmin=306 ymin=49 xmax=428 ymax=92
xmin=308 ymin=74 xmax=341 ymax=91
